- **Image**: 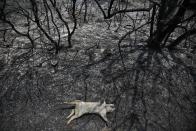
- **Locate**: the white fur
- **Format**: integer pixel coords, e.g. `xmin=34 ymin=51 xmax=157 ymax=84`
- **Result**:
xmin=64 ymin=100 xmax=115 ymax=124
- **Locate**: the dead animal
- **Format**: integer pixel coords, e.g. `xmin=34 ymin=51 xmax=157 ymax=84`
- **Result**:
xmin=64 ymin=100 xmax=115 ymax=124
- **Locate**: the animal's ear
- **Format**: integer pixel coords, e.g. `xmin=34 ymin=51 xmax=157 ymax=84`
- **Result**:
xmin=103 ymin=100 xmax=106 ymax=105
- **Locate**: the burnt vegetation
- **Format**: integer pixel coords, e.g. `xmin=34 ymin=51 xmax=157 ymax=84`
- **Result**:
xmin=0 ymin=0 xmax=196 ymax=131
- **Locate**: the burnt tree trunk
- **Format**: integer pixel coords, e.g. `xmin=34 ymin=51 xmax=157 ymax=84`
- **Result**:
xmin=147 ymin=0 xmax=189 ymax=50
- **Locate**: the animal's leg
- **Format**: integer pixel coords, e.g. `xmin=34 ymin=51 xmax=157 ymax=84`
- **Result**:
xmin=67 ymin=115 xmax=78 ymax=124
xmin=101 ymin=113 xmax=112 ymax=127
xmin=100 ymin=113 xmax=109 ymax=123
xmin=66 ymin=109 xmax=75 ymax=119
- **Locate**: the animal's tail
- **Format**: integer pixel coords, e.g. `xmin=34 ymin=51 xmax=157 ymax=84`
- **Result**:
xmin=64 ymin=101 xmax=75 ymax=104
xmin=64 ymin=100 xmax=82 ymax=104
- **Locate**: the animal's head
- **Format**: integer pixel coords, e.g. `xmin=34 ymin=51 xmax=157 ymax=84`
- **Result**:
xmin=105 ymin=104 xmax=115 ymax=112
xmin=102 ymin=101 xmax=115 ymax=112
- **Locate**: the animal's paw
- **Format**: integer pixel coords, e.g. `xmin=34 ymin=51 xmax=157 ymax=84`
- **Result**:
xmin=106 ymin=121 xmax=112 ymax=127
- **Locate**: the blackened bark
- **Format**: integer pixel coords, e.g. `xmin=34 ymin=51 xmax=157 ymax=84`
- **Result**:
xmin=147 ymin=0 xmax=189 ymax=50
